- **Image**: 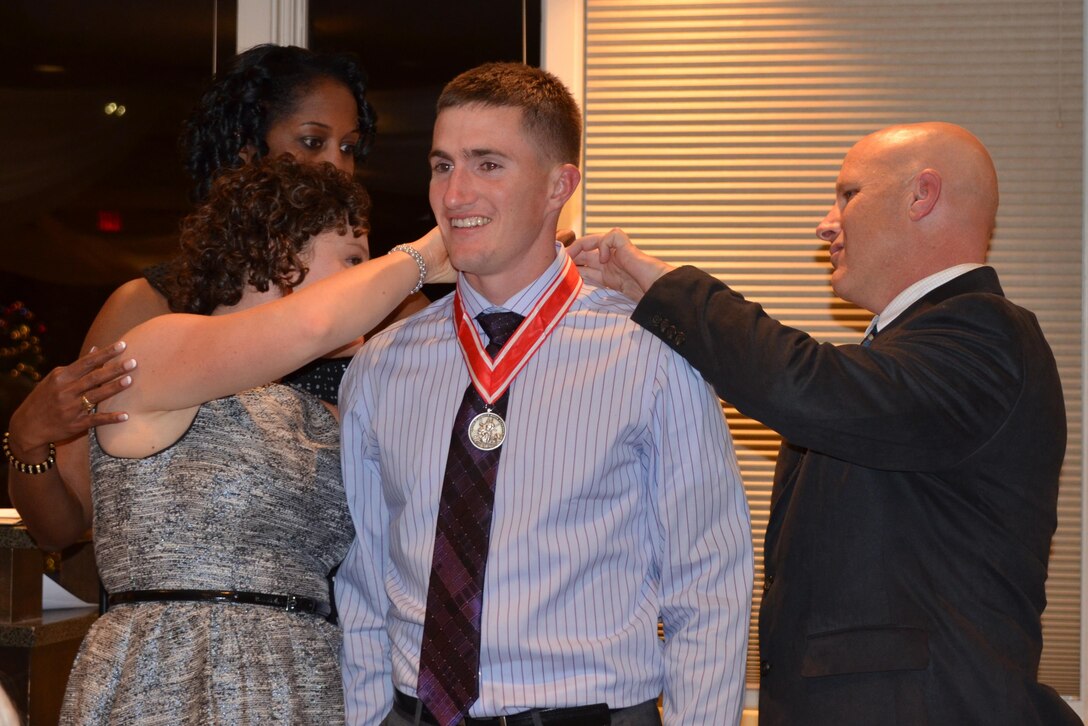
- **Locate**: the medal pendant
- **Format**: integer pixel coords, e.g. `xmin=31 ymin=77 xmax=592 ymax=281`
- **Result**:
xmin=468 ymin=410 xmax=506 ymax=450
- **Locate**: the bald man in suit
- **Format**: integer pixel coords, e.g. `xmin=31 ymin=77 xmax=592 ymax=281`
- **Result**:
xmin=572 ymin=123 xmax=1080 ymax=725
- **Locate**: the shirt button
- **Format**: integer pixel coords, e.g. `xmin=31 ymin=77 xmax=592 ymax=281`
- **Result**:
xmin=761 ymin=660 xmax=772 ymax=676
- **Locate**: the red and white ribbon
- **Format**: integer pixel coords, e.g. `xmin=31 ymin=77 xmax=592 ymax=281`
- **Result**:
xmin=453 ymin=256 xmax=582 ymax=405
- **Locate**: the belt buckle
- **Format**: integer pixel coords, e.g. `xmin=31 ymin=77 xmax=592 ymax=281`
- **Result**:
xmin=284 ymin=595 xmax=298 ymax=612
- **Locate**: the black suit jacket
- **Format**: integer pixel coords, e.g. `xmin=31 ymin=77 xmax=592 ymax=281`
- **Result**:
xmin=633 ymin=266 xmax=1080 ymax=725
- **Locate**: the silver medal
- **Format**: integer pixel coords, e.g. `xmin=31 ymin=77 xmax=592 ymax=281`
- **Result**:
xmin=468 ymin=410 xmax=506 ymax=450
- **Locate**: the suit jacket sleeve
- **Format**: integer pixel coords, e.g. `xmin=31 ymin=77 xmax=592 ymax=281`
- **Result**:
xmin=633 ymin=265 xmax=1031 ymax=472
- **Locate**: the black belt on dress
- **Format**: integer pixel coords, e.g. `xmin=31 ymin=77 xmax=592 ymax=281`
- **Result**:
xmin=393 ymin=690 xmax=649 ymax=726
xmin=107 ymin=589 xmax=332 ymax=619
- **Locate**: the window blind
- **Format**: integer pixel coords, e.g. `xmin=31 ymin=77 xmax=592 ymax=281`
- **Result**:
xmin=582 ymin=0 xmax=1083 ymax=697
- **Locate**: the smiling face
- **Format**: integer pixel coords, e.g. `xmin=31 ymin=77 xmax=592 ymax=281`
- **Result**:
xmin=428 ymin=104 xmax=577 ymax=304
xmin=816 ymin=134 xmax=914 ymax=314
xmin=259 ymin=77 xmax=362 ymax=175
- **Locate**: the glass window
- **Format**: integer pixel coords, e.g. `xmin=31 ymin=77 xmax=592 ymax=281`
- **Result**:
xmin=0 ymin=0 xmax=235 ymax=502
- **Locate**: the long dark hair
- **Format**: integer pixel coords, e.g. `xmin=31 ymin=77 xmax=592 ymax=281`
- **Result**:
xmin=181 ymin=44 xmax=376 ymax=203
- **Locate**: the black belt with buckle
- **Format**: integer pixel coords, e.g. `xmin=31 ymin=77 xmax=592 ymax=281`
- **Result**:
xmin=108 ymin=589 xmax=333 ymax=619
xmin=393 ymin=691 xmax=619 ymax=726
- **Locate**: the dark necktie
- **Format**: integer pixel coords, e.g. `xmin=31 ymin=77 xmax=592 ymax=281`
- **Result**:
xmin=417 ymin=310 xmax=524 ymax=726
xmin=861 ymin=317 xmax=880 ymax=347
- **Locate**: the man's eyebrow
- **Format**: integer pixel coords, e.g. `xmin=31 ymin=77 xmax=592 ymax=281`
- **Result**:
xmin=466 ymin=147 xmax=505 ymax=158
xmin=428 ymin=148 xmax=509 ymax=160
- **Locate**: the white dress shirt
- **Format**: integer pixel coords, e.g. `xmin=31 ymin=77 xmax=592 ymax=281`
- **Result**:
xmin=871 ymin=263 xmax=986 ymax=333
xmin=337 ymin=246 xmax=753 ymax=725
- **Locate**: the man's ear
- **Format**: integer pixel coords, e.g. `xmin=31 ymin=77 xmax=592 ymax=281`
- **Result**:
xmin=548 ymin=163 xmax=582 ymax=211
xmin=909 ymin=169 xmax=941 ymax=221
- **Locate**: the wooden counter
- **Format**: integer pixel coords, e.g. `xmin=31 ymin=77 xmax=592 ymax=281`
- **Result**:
xmin=0 ymin=523 xmax=98 ymax=726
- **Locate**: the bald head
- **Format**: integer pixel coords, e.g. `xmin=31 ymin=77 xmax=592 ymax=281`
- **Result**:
xmin=816 ymin=122 xmax=999 ymax=313
xmin=862 ymin=122 xmax=999 ymax=254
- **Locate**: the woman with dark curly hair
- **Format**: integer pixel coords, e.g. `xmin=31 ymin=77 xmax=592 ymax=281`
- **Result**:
xmin=182 ymin=43 xmax=375 ymax=204
xmin=53 ymin=155 xmax=449 ymax=725
xmin=8 ymin=44 xmax=429 ymax=550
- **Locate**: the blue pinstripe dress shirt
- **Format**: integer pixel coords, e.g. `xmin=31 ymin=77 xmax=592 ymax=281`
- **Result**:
xmin=337 ymin=247 xmax=753 ymax=725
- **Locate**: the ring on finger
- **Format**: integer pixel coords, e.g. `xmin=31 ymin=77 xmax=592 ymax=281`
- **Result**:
xmin=81 ymin=395 xmax=95 ymax=414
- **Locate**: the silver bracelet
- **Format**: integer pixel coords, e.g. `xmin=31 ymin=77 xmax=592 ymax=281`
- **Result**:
xmin=390 ymin=245 xmax=427 ymax=294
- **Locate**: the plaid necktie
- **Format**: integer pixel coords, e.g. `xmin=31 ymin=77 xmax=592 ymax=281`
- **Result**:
xmin=416 ymin=310 xmax=524 ymax=726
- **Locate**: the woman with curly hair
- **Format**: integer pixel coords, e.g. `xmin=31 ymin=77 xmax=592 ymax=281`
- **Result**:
xmin=8 ymin=44 xmax=427 ymax=550
xmin=54 ymin=155 xmax=448 ymax=725
xmin=181 ymin=43 xmax=375 ymax=204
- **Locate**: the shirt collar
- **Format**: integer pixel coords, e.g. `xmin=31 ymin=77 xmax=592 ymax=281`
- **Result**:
xmin=456 ymin=243 xmax=567 ymax=318
xmin=873 ymin=263 xmax=984 ymax=332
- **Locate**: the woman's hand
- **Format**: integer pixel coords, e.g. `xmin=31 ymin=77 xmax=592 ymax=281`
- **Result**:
xmin=412 ymin=226 xmax=455 ymax=284
xmin=6 ymin=342 xmax=135 ymax=460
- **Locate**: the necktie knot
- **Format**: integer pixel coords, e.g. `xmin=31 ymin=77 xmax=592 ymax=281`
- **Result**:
xmin=477 ymin=311 xmax=524 ymax=355
xmin=861 ymin=315 xmax=880 ymax=347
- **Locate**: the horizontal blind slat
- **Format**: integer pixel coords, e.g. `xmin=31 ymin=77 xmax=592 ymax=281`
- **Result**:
xmin=584 ymin=0 xmax=1083 ymax=696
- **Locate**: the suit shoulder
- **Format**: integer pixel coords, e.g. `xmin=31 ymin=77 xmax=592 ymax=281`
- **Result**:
xmin=928 ymin=289 xmax=1046 ymax=342
xmin=896 ymin=291 xmax=1056 ymax=392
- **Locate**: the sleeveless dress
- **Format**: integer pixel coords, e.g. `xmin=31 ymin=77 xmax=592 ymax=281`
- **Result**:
xmin=60 ymin=384 xmax=353 ymax=725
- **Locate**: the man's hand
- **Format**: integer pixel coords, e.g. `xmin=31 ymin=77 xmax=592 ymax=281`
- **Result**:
xmin=567 ymin=228 xmax=675 ymax=303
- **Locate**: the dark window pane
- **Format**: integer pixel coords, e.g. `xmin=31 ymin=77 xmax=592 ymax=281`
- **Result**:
xmin=0 ymin=1 xmax=235 ymax=469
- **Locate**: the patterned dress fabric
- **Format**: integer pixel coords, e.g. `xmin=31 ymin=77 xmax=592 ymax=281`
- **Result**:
xmin=281 ymin=357 xmax=352 ymax=405
xmin=61 ymin=384 xmax=352 ymax=725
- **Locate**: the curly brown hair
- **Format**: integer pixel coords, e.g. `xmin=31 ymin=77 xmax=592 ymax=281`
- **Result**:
xmin=166 ymin=155 xmax=371 ymax=314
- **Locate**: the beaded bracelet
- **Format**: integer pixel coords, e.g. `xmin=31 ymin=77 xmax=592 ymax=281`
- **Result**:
xmin=2 ymin=430 xmax=56 ymax=475
xmin=390 ymin=244 xmax=427 ymax=295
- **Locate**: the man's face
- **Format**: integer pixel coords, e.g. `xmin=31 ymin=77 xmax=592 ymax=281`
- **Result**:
xmin=429 ymin=104 xmax=565 ymax=302
xmin=816 ymin=135 xmax=910 ymax=313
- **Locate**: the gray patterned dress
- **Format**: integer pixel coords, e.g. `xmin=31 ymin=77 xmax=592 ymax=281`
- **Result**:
xmin=61 ymin=384 xmax=353 ymax=725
